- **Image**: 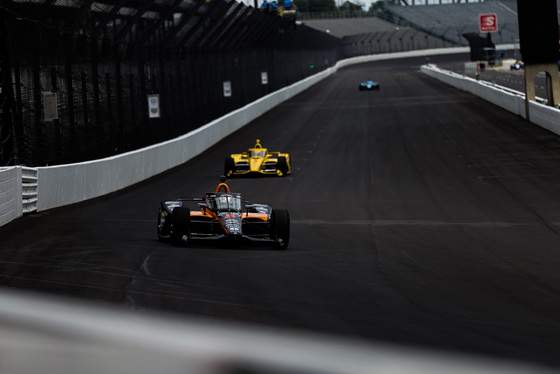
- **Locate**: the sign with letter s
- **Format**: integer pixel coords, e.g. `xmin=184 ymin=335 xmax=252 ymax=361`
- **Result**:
xmin=479 ymin=14 xmax=498 ymax=32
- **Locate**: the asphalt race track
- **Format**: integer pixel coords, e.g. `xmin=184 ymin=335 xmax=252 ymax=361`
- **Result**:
xmin=2 ymin=53 xmax=560 ymax=367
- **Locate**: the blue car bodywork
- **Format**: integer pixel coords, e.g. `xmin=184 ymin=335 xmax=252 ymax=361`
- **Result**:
xmin=359 ymin=80 xmax=380 ymax=91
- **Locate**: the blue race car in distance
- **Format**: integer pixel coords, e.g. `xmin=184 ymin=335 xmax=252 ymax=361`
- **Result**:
xmin=510 ymin=60 xmax=524 ymax=70
xmin=359 ymin=80 xmax=380 ymax=91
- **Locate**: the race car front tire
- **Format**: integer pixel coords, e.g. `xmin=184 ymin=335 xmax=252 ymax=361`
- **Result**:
xmin=271 ymin=209 xmax=290 ymax=249
xmin=277 ymin=156 xmax=289 ymax=176
xmin=172 ymin=207 xmax=191 ymax=245
xmin=224 ymin=157 xmax=235 ymax=177
xmin=157 ymin=205 xmax=171 ymax=243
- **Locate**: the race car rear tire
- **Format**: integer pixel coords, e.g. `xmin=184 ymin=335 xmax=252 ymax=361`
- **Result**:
xmin=224 ymin=157 xmax=235 ymax=177
xmin=271 ymin=209 xmax=290 ymax=249
xmin=172 ymin=207 xmax=190 ymax=245
xmin=277 ymin=156 xmax=289 ymax=176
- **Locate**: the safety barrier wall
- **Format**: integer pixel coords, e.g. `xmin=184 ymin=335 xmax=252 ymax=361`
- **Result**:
xmin=36 ymin=47 xmax=478 ymax=213
xmin=420 ymin=65 xmax=560 ymax=137
xmin=421 ymin=65 xmax=526 ymax=116
xmin=0 ymin=166 xmax=22 ymax=226
xmin=526 ymin=100 xmax=560 ymax=135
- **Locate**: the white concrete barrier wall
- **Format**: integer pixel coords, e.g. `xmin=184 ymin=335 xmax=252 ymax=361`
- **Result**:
xmin=420 ymin=65 xmax=526 ymax=117
xmin=528 ymin=100 xmax=560 ymax=135
xmin=0 ymin=167 xmax=22 ymax=226
xmin=421 ymin=64 xmax=560 ymax=137
xmin=36 ymin=46 xmax=516 ymax=213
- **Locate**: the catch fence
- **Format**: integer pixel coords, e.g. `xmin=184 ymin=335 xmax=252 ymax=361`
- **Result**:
xmin=0 ymin=0 xmax=342 ymax=167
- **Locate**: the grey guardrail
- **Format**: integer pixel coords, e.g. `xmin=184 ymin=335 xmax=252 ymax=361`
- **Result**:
xmin=420 ymin=64 xmax=560 ymax=137
xmin=16 ymin=45 xmax=509 ymax=214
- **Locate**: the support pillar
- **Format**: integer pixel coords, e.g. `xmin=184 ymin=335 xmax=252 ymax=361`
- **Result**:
xmin=523 ymin=63 xmax=560 ymax=110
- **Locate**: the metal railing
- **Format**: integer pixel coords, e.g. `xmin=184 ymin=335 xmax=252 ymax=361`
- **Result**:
xmin=21 ymin=166 xmax=37 ymax=214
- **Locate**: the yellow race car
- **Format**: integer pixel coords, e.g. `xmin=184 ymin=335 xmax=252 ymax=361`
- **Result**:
xmin=224 ymin=139 xmax=291 ymax=177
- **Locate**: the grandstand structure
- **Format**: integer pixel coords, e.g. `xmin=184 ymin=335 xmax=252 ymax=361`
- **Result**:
xmin=341 ymin=27 xmax=451 ymax=55
xmin=303 ymin=0 xmax=560 ymax=56
xmin=386 ymin=0 xmax=522 ymax=45
xmin=304 ymin=17 xmax=398 ymax=38
xmin=303 ymin=16 xmax=450 ymax=56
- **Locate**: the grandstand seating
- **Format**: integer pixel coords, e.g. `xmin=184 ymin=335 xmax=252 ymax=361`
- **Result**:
xmin=302 ymin=1 xmax=560 ymax=52
xmin=341 ymin=28 xmax=453 ymax=56
xmin=386 ymin=0 xmax=530 ymax=46
xmin=303 ymin=16 xmax=450 ymax=54
xmin=303 ymin=17 xmax=399 ymax=38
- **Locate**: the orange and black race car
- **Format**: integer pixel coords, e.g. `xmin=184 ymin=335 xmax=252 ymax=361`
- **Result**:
xmin=157 ymin=177 xmax=290 ymax=249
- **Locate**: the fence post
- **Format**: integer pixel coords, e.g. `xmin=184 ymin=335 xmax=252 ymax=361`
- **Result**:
xmin=13 ymin=63 xmax=24 ymax=164
xmin=64 ymin=33 xmax=77 ymax=162
xmin=51 ymin=67 xmax=63 ymax=163
xmin=0 ymin=8 xmax=14 ymax=166
xmin=32 ymin=26 xmax=44 ymax=166
xmin=115 ymin=43 xmax=124 ymax=152
xmin=80 ymin=71 xmax=91 ymax=159
xmin=105 ymin=72 xmax=114 ymax=154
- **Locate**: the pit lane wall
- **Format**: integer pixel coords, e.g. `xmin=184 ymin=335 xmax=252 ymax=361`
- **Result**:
xmin=420 ymin=65 xmax=560 ymax=137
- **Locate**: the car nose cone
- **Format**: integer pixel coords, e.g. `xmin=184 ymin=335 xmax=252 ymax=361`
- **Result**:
xmin=250 ymin=158 xmax=262 ymax=172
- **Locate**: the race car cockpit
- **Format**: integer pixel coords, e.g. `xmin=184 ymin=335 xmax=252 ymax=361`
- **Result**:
xmin=249 ymin=150 xmax=267 ymax=158
xmin=205 ymin=193 xmax=242 ymax=212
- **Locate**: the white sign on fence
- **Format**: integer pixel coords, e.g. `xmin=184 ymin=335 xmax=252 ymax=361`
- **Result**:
xmin=43 ymin=92 xmax=58 ymax=121
xmin=147 ymin=94 xmax=160 ymax=118
xmin=261 ymin=72 xmax=268 ymax=85
xmin=223 ymin=81 xmax=232 ymax=97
